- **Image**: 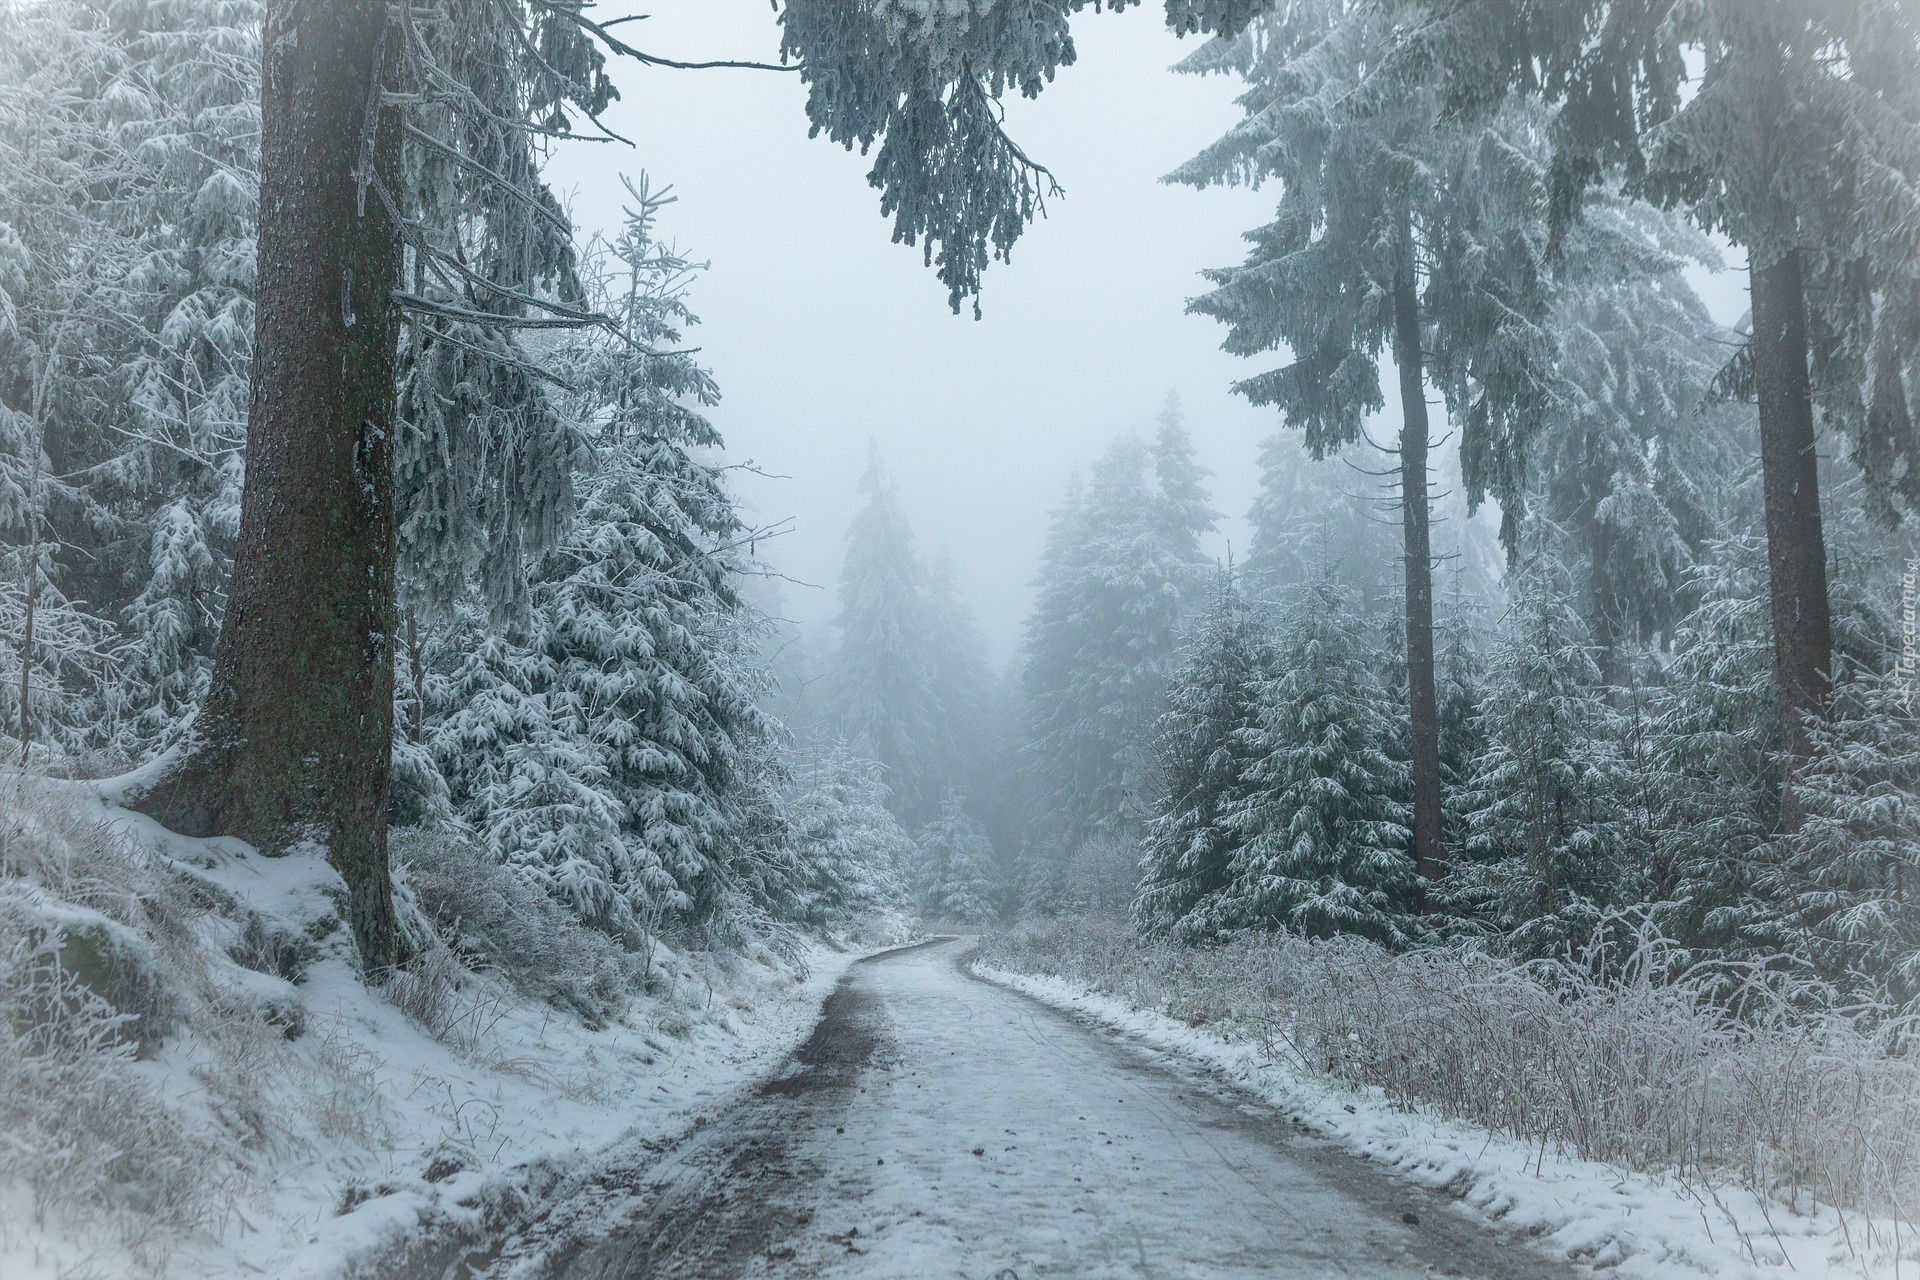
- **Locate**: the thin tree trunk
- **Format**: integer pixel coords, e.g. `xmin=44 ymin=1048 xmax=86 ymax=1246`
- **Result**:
xmin=139 ymin=0 xmax=407 ymax=969
xmin=1749 ymin=248 xmax=1831 ymax=833
xmin=1584 ymin=437 xmax=1620 ymax=685
xmin=1589 ymin=515 xmax=1618 ymax=684
xmin=18 ymin=543 xmax=33 ymax=766
xmin=1391 ymin=231 xmax=1445 ymax=897
xmin=19 ymin=347 xmax=51 ymax=766
xmin=407 ymin=606 xmax=424 ymax=744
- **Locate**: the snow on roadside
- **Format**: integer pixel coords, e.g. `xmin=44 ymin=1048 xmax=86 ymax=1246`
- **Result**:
xmin=973 ymin=961 xmax=1913 ymax=1280
xmin=0 ymin=778 xmax=889 ymax=1280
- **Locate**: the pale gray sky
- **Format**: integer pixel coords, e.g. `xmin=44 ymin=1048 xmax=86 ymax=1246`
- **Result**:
xmin=544 ymin=4 xmax=1274 ymax=661
xmin=544 ymin=4 xmax=1752 ymax=662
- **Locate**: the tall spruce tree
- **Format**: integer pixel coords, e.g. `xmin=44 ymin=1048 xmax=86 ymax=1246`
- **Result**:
xmin=1175 ymin=2 xmax=1557 ymax=900
xmin=1642 ymin=1 xmax=1920 ymax=830
xmin=1412 ymin=0 xmax=1920 ymax=829
xmin=134 ymin=1 xmax=628 ymax=967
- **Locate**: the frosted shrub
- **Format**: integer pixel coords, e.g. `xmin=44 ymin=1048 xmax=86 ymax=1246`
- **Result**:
xmin=980 ymin=918 xmax=1920 ymax=1221
xmin=0 ymin=784 xmax=216 ymax=1261
xmin=0 ymin=942 xmax=208 ymax=1257
xmin=394 ymin=826 xmax=636 ymax=1025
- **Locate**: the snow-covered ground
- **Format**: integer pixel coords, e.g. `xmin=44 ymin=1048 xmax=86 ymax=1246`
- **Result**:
xmin=9 ymin=770 xmax=1913 ymax=1280
xmin=0 ymin=778 xmax=893 ymax=1280
xmin=974 ymin=960 xmax=1918 ymax=1280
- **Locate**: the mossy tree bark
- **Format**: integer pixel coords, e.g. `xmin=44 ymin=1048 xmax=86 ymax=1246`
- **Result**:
xmin=140 ymin=0 xmax=407 ymax=969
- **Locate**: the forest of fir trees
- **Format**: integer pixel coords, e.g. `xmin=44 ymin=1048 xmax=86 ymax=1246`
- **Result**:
xmin=3 ymin=0 xmax=1918 ymax=1022
xmin=787 ymin=0 xmax=1920 ymax=1018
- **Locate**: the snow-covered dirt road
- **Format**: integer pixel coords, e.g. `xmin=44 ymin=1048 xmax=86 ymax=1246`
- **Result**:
xmin=494 ymin=938 xmax=1581 ymax=1279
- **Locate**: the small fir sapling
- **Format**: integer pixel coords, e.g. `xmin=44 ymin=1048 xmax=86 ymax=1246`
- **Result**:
xmin=1199 ymin=571 xmax=1420 ymax=946
xmin=1136 ymin=568 xmax=1280 ymax=940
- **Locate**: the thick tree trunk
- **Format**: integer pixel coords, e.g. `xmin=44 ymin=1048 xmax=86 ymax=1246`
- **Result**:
xmin=140 ymin=0 xmax=406 ymax=968
xmin=1391 ymin=246 xmax=1446 ymax=897
xmin=1749 ymin=248 xmax=1831 ymax=833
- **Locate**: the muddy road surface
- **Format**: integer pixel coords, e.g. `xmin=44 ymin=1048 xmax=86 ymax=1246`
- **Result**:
xmin=479 ymin=938 xmax=1580 ymax=1279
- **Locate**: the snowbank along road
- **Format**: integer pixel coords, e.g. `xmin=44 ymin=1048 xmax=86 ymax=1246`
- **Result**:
xmin=490 ymin=938 xmax=1584 ymax=1279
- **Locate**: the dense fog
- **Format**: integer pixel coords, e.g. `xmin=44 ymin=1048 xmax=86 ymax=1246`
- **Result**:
xmin=3 ymin=2 xmax=1917 ymax=1275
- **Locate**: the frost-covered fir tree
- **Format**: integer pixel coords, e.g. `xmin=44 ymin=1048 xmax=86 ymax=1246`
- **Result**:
xmin=0 ymin=0 xmax=258 ymax=758
xmin=1197 ymin=572 xmax=1418 ymax=945
xmin=1471 ymin=0 xmax=1920 ymax=827
xmin=1757 ymin=546 xmax=1920 ymax=1007
xmin=107 ymin=2 xmax=258 ymax=755
xmin=390 ymin=9 xmax=610 ymax=621
xmin=427 ymin=195 xmax=773 ymax=939
xmin=1772 ymin=656 xmax=1920 ymax=1008
xmin=778 ymin=738 xmax=913 ymax=931
xmin=913 ymin=791 xmax=1001 ymax=926
xmin=832 ymin=446 xmax=941 ymax=825
xmin=1149 ymin=394 xmax=1219 ymax=573
xmin=1454 ymin=560 xmax=1637 ymax=956
xmin=1668 ymin=3 xmax=1920 ymax=810
xmin=1022 ymin=417 xmax=1217 ymax=859
xmin=1435 ymin=597 xmax=1489 ymax=859
xmin=1646 ymin=542 xmax=1782 ymax=960
xmin=1014 ymin=851 xmax=1074 ymax=921
xmin=1534 ymin=194 xmax=1758 ymax=672
xmin=1136 ymin=570 xmax=1280 ymax=940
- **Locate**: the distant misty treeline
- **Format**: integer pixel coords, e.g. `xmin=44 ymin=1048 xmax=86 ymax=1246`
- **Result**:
xmin=806 ymin=378 xmax=1915 ymax=1008
xmin=781 ymin=399 xmax=1439 ymax=922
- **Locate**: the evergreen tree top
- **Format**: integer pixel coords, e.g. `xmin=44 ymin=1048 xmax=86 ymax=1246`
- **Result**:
xmin=1174 ymin=0 xmax=1558 ymax=545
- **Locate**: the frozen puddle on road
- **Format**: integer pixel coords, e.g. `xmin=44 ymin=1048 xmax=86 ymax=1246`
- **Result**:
xmin=497 ymin=938 xmax=1578 ymax=1279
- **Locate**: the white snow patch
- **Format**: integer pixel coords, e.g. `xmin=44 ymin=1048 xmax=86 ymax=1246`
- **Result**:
xmin=0 ymin=777 xmax=891 ymax=1279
